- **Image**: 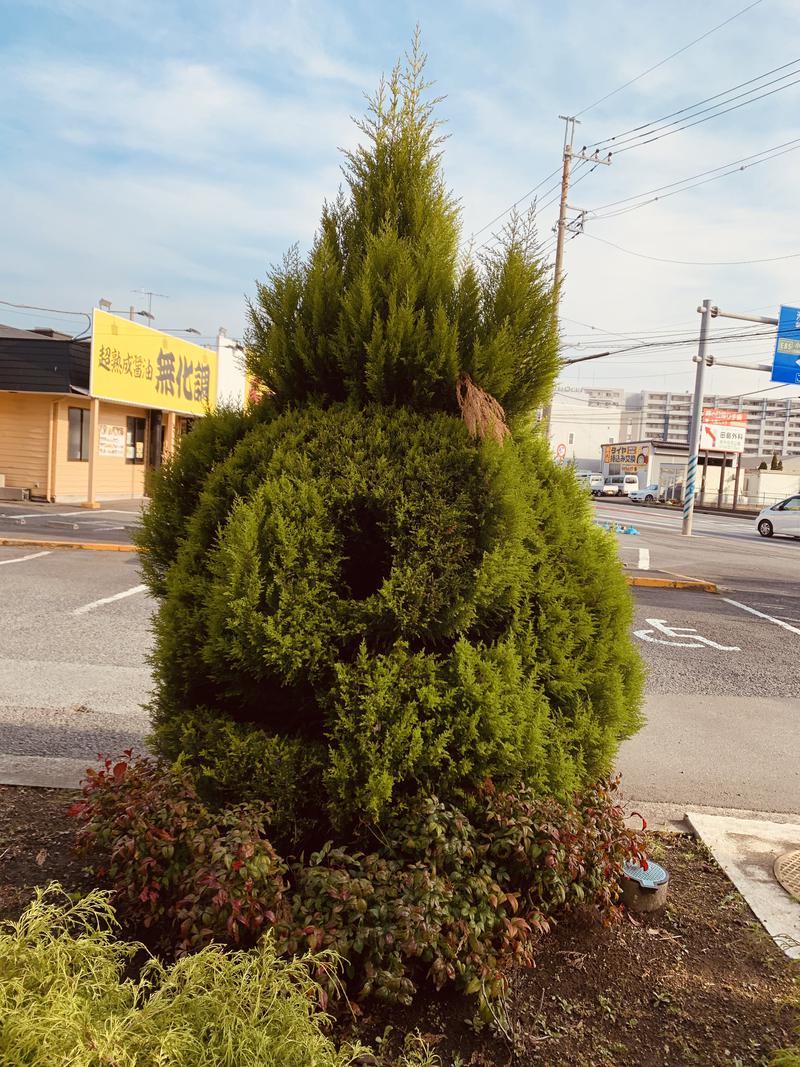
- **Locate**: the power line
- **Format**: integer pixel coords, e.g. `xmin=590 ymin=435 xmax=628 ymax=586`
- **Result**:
xmin=470 ymin=4 xmax=771 ymax=265
xmin=469 ymin=167 xmax=562 ymax=242
xmin=610 ymin=74 xmax=800 ymax=156
xmin=0 ymin=299 xmax=91 ymax=338
xmin=586 ymin=138 xmax=800 ymax=221
xmin=581 ymin=232 xmax=800 ymax=267
xmin=574 ymin=0 xmax=764 ymax=118
xmin=587 ymin=55 xmax=800 ymax=148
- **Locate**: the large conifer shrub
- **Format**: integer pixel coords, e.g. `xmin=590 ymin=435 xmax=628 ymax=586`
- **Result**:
xmin=138 ymin=41 xmax=643 ymax=840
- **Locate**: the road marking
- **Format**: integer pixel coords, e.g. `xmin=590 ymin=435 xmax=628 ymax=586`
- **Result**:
xmin=722 ymin=597 xmax=800 ymax=637
xmin=633 ymin=617 xmax=740 ymax=651
xmin=0 ymin=550 xmax=51 ymax=567
xmin=73 ymin=584 xmax=147 ymax=615
xmin=638 ymin=548 xmax=650 ymax=570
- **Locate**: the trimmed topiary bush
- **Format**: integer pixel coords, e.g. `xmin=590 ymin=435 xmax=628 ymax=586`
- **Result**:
xmin=137 ymin=42 xmax=643 ymax=841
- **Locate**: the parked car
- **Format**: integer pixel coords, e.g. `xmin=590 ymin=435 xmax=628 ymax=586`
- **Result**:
xmin=755 ymin=495 xmax=800 ymax=538
xmin=601 ymin=474 xmax=640 ymax=497
xmin=629 ymin=483 xmax=661 ymax=504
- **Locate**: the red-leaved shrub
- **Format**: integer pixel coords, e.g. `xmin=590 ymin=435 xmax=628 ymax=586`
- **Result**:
xmin=69 ymin=754 xmax=646 ymax=1016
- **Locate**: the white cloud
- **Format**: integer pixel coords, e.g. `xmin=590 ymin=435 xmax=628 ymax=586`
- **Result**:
xmin=8 ymin=59 xmax=356 ymax=164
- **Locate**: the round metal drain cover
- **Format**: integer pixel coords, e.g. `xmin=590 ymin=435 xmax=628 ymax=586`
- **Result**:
xmin=774 ymin=849 xmax=800 ymax=902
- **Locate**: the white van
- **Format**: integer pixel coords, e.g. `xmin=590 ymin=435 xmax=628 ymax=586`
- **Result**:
xmin=602 ymin=474 xmax=640 ymax=497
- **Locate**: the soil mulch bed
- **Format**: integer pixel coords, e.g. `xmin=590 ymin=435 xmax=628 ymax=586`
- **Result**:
xmin=1 ymin=784 xmax=797 ymax=1066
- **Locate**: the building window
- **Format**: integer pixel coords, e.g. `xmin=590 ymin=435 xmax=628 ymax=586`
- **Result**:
xmin=67 ymin=407 xmax=90 ymax=461
xmin=568 ymin=432 xmax=574 ymax=444
xmin=126 ymin=417 xmax=146 ymax=465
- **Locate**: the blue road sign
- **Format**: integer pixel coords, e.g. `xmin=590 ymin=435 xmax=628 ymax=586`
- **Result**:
xmin=772 ymin=305 xmax=800 ymax=384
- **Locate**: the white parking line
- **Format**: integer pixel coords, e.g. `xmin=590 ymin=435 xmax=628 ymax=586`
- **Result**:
xmin=73 ymin=584 xmax=147 ymax=615
xmin=723 ymin=597 xmax=800 ymax=637
xmin=0 ymin=550 xmax=51 ymax=567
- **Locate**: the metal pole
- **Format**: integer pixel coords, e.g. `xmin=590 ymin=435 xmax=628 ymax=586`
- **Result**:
xmin=682 ymin=299 xmax=712 ymax=536
xmin=701 ymin=450 xmax=709 ymax=504
xmin=717 ymin=452 xmax=727 ymax=509
xmin=732 ymin=453 xmax=742 ymax=511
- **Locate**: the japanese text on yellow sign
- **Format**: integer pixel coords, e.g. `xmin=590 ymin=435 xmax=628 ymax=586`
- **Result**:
xmin=90 ymin=310 xmax=217 ymax=415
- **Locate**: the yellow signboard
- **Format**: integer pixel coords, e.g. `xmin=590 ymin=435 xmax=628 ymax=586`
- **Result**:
xmin=90 ymin=310 xmax=217 ymax=416
xmin=603 ymin=443 xmax=650 ymax=468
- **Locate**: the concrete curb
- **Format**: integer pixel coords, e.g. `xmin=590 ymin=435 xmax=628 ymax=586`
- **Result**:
xmin=0 ymin=754 xmax=91 ymax=789
xmin=0 ymin=537 xmax=138 ymax=553
xmin=624 ymin=799 xmax=800 ymax=834
xmin=626 ymin=575 xmax=718 ymax=593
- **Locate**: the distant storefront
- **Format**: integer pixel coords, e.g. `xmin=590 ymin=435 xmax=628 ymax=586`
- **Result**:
xmin=0 ymin=311 xmax=217 ymax=504
xmin=600 ymin=438 xmax=740 ymax=504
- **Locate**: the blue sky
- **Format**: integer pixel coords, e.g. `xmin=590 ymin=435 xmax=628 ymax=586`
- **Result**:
xmin=2 ymin=0 xmax=799 ymax=396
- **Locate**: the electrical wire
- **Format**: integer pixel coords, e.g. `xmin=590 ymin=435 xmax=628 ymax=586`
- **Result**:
xmin=574 ymin=0 xmax=764 ymax=118
xmin=469 ymin=167 xmax=562 ymax=242
xmin=587 ymin=55 xmax=800 ymax=148
xmin=586 ymin=138 xmax=800 ymax=221
xmin=609 ymin=75 xmax=800 ymax=156
xmin=0 ymin=299 xmax=91 ymax=339
xmin=581 ymin=232 xmax=800 ymax=267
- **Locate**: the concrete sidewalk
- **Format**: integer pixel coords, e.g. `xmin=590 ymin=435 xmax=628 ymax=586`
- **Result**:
xmin=687 ymin=811 xmax=800 ymax=961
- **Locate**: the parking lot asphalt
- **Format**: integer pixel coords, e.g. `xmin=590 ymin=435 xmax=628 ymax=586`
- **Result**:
xmin=0 ymin=543 xmax=797 ymax=815
xmin=0 ymin=500 xmax=141 ymax=546
xmin=0 ymin=547 xmax=151 ymax=768
xmin=616 ymin=586 xmax=800 ymax=816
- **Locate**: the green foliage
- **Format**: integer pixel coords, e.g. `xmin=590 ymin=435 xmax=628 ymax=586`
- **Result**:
xmin=137 ymin=42 xmax=642 ymax=873
xmin=69 ymin=753 xmax=288 ymax=953
xmin=245 ymin=37 xmax=557 ymax=417
xmin=284 ymin=776 xmax=646 ymax=1019
xmin=136 ymin=403 xmax=268 ymax=596
xmin=70 ymin=754 xmax=647 ymax=1018
xmin=0 ymin=884 xmax=397 ymax=1067
xmin=142 ymin=403 xmax=642 ymax=830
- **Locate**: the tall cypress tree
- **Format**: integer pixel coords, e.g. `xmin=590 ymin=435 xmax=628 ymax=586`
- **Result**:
xmin=138 ymin=40 xmax=643 ymax=843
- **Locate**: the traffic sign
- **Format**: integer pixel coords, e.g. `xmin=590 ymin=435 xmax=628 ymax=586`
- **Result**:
xmin=771 ymin=305 xmax=800 ymax=384
xmin=556 ymin=442 xmax=566 ymax=459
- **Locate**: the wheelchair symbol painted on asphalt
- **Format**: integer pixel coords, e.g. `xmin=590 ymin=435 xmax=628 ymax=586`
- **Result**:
xmin=633 ymin=618 xmax=741 ymax=651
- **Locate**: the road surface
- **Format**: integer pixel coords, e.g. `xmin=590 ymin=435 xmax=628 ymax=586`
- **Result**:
xmin=0 ymin=534 xmax=797 ymax=815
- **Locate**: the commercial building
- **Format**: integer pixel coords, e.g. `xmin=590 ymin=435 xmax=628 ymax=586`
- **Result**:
xmin=550 ymin=387 xmax=800 ymax=470
xmin=639 ymin=390 xmax=800 ymax=456
xmin=549 ymin=387 xmax=642 ymax=471
xmin=0 ymin=312 xmax=218 ymax=504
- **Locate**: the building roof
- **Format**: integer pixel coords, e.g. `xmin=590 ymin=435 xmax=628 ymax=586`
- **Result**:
xmin=0 ymin=323 xmax=80 ymax=342
xmin=0 ymin=330 xmax=90 ymax=393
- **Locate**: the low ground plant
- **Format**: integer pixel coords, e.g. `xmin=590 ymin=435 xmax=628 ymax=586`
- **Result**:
xmin=0 ymin=884 xmax=427 ymax=1067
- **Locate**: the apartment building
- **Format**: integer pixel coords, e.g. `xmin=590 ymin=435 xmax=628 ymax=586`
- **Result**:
xmin=640 ymin=391 xmax=800 ymax=456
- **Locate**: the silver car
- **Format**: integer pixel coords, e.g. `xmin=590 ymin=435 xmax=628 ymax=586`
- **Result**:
xmin=755 ymin=495 xmax=800 ymax=538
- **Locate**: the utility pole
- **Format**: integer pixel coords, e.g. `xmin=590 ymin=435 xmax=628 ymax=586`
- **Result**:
xmin=543 ymin=117 xmax=611 ymax=437
xmin=552 ymin=115 xmax=580 ymax=303
xmin=682 ymin=301 xmax=780 ymax=536
xmin=682 ymin=299 xmax=712 ymax=537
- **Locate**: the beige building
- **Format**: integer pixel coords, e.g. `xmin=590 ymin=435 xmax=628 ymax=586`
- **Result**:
xmin=0 ymin=315 xmax=215 ymax=504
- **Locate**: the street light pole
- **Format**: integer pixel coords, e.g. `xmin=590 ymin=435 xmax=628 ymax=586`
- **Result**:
xmin=682 ymin=299 xmax=712 ymax=537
